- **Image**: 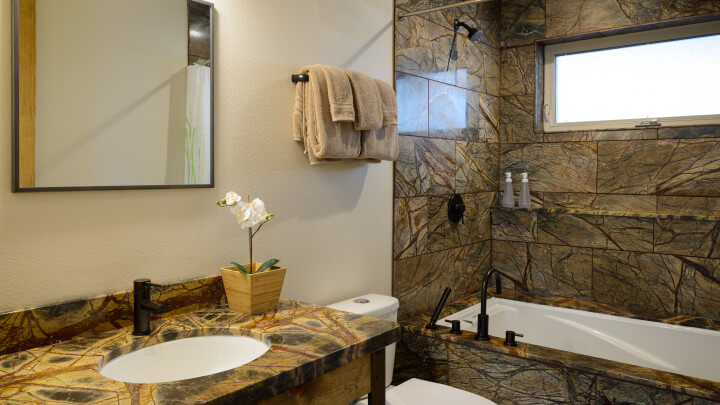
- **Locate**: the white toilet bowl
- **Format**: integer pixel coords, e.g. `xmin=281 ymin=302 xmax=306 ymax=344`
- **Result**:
xmin=328 ymin=294 xmax=496 ymax=405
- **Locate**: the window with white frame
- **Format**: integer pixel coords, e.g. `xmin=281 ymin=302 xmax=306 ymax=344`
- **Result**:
xmin=543 ymin=20 xmax=720 ymax=132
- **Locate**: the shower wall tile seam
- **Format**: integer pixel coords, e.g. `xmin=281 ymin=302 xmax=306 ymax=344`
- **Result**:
xmin=394 ymin=70 xmax=499 ymax=98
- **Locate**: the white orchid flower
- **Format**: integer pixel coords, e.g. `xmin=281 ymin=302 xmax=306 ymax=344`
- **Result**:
xmin=231 ymin=199 xmax=272 ymax=229
xmin=224 ymin=191 xmax=241 ymax=205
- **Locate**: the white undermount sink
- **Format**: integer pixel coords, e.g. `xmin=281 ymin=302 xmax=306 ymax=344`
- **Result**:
xmin=99 ymin=335 xmax=269 ymax=383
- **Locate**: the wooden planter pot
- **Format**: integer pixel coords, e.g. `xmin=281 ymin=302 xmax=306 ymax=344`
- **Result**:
xmin=220 ymin=264 xmax=286 ymax=315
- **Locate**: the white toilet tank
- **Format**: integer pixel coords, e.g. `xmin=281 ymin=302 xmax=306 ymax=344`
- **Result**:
xmin=328 ymin=294 xmax=399 ymax=387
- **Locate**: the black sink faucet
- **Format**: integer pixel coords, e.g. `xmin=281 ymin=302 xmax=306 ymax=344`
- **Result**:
xmin=133 ymin=279 xmax=167 ymax=335
xmin=476 ymin=268 xmax=503 ymax=341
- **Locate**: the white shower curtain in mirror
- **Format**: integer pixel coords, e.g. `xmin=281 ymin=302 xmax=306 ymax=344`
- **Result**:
xmin=185 ymin=64 xmax=211 ymax=184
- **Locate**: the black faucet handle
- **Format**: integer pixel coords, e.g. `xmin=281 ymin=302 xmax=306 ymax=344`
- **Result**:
xmin=445 ymin=319 xmax=462 ymax=334
xmin=134 ymin=279 xmax=163 ymax=289
xmin=503 ymin=330 xmax=523 ymax=346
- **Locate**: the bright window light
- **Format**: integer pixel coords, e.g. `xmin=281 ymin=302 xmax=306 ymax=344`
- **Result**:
xmin=544 ymin=21 xmax=720 ymax=131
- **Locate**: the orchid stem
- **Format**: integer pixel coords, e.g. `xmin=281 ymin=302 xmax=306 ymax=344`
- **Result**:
xmin=247 ymin=194 xmax=252 ymax=272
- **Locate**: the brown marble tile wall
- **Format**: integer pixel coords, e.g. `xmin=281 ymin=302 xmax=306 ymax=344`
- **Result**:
xmin=394 ymin=0 xmax=501 ymax=319
xmin=492 ymin=0 xmax=720 ymax=323
xmin=0 ymin=275 xmax=226 ymax=355
xmin=492 ymin=209 xmax=720 ymax=321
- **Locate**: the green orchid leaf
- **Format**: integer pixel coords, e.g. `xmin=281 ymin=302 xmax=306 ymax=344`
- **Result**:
xmin=230 ymin=262 xmax=249 ymax=274
xmin=255 ymin=259 xmax=279 ymax=273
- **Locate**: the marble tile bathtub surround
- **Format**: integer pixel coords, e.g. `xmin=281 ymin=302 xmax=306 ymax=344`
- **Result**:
xmin=0 ymin=275 xmax=225 ymax=356
xmin=397 ymin=292 xmax=720 ymax=403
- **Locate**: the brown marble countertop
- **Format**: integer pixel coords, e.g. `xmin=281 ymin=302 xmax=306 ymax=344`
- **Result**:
xmin=401 ymin=291 xmax=720 ymax=401
xmin=0 ymin=299 xmax=400 ymax=404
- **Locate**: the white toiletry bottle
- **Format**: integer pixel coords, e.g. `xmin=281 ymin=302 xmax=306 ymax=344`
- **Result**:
xmin=502 ymin=172 xmax=515 ymax=208
xmin=518 ymin=172 xmax=531 ymax=208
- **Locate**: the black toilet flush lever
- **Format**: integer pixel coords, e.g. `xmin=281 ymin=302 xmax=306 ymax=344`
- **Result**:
xmin=448 ymin=194 xmax=465 ymax=224
xmin=503 ymin=330 xmax=524 ymax=347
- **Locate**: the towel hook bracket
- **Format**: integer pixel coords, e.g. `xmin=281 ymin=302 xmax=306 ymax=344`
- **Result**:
xmin=292 ymin=74 xmax=309 ymax=83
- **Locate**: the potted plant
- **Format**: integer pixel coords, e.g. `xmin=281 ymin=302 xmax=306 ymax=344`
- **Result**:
xmin=216 ymin=191 xmax=285 ymax=314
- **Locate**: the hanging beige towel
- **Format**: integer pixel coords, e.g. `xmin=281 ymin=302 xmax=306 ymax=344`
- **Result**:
xmin=321 ymin=65 xmax=355 ymax=123
xmin=342 ymin=69 xmax=383 ymax=131
xmin=294 ymin=65 xmax=361 ymax=164
xmin=358 ymin=79 xmax=398 ymax=161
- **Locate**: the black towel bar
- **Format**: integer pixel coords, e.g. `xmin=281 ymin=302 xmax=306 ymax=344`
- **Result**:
xmin=292 ymin=74 xmax=309 ymax=83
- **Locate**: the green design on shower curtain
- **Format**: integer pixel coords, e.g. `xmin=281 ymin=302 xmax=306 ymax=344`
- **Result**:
xmin=185 ymin=118 xmax=200 ymax=184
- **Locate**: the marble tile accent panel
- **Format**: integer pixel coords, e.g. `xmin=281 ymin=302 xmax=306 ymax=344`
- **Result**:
xmin=597 ymin=139 xmax=720 ymax=196
xmin=396 ymin=72 xmax=429 ymax=138
xmin=0 ymin=275 xmax=225 ymax=356
xmin=456 ymin=38 xmax=501 ymax=96
xmin=478 ymin=93 xmax=501 ymax=142
xmin=396 ymin=15 xmax=457 ymax=86
xmin=686 ymin=256 xmax=720 ymax=321
xmin=500 ymin=45 xmax=535 ymax=96
xmin=596 ymin=377 xmax=692 ymax=404
xmin=456 ymin=141 xmax=498 ymax=192
xmin=427 ymin=193 xmax=493 ymax=252
xmin=492 ymin=240 xmax=530 ymax=290
xmin=543 ymin=192 xmax=657 ymax=213
xmin=393 ymin=241 xmax=491 ymax=319
xmin=604 ymin=216 xmax=655 ymax=252
xmin=492 ymin=209 xmax=537 ymax=242
xmin=658 ymin=196 xmax=720 ymax=216
xmin=499 ymin=94 xmax=539 ymax=143
xmin=395 ymin=15 xmax=495 ymax=94
xmin=429 ymin=82 xmax=483 ymax=141
xmin=654 ymin=218 xmax=720 ymax=258
xmin=537 ymin=212 xmax=653 ymax=251
xmin=659 ymin=126 xmax=720 ymax=140
xmin=416 ymin=137 xmax=457 ymax=195
xmin=394 ymin=197 xmax=428 ymax=259
xmin=393 ymin=332 xmax=448 ymax=385
xmin=660 ymin=0 xmax=720 ymax=19
xmin=394 ymin=136 xmax=457 ymax=197
xmin=529 ymin=244 xmax=593 ymax=299
xmin=537 ymin=212 xmax=607 ymax=248
xmin=500 ymin=142 xmax=597 ymax=193
xmin=591 ymin=249 xmax=694 ymax=318
xmin=447 ymin=343 xmax=596 ymax=404
xmin=545 ymin=0 xmax=661 ymax=38
xmin=500 ymin=0 xmax=546 ymax=47
xmin=395 ymin=136 xmax=422 ymax=197
xmin=546 ymin=128 xmax=657 ymax=142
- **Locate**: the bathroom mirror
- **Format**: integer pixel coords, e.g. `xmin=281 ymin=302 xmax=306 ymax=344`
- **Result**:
xmin=11 ymin=0 xmax=214 ymax=191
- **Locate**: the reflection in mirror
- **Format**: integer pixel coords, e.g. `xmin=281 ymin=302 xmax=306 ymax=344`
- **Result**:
xmin=13 ymin=0 xmax=213 ymax=191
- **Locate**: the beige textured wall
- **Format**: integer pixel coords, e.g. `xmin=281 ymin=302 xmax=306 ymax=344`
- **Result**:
xmin=0 ymin=0 xmax=394 ymax=312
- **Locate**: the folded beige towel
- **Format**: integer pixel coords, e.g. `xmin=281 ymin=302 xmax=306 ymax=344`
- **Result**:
xmin=358 ymin=79 xmax=398 ymax=161
xmin=321 ymin=65 xmax=355 ymax=123
xmin=342 ymin=69 xmax=383 ymax=131
xmin=294 ymin=65 xmax=361 ymax=164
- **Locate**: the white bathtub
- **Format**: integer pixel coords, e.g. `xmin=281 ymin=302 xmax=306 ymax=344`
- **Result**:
xmin=439 ymin=298 xmax=720 ymax=383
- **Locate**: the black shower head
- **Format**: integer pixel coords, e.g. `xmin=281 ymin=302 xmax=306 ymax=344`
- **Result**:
xmin=454 ymin=20 xmax=483 ymax=42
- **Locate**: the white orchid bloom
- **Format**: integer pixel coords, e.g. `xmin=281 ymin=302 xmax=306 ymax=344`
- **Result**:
xmin=250 ymin=198 xmax=270 ymax=220
xmin=231 ymin=199 xmax=271 ymax=229
xmin=224 ymin=191 xmax=241 ymax=206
